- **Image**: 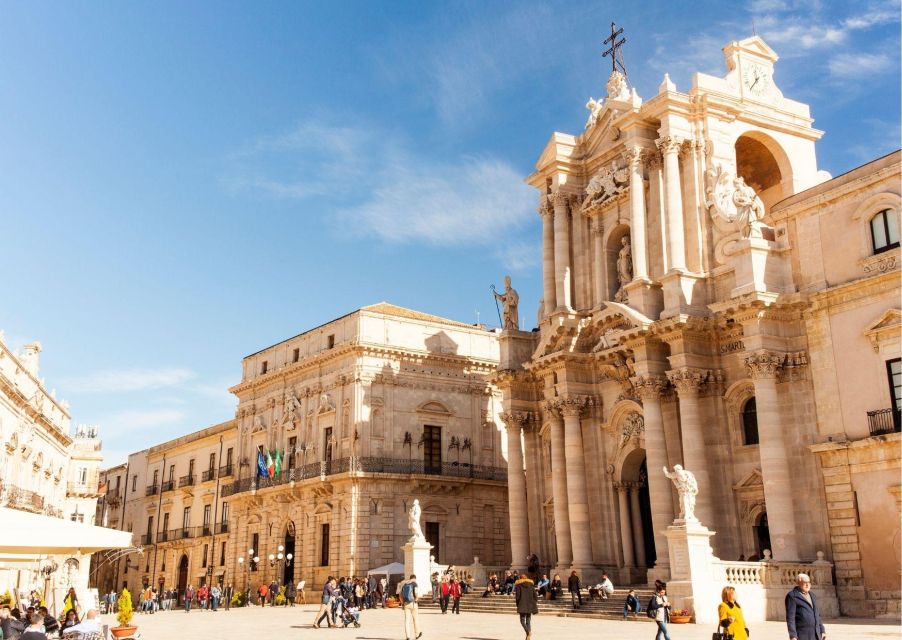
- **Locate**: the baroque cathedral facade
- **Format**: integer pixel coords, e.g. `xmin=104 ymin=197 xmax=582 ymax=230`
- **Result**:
xmin=494 ymin=36 xmax=900 ymax=617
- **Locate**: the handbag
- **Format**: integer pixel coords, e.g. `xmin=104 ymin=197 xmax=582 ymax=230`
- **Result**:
xmin=712 ymin=621 xmax=734 ymax=640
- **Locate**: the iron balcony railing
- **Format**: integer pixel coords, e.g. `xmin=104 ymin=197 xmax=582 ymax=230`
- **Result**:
xmin=221 ymin=456 xmax=506 ymax=498
xmin=140 ymin=533 xmax=154 ymax=545
xmin=202 ymin=468 xmax=216 ymax=482
xmin=215 ymin=522 xmax=229 ymax=534
xmin=168 ymin=526 xmax=195 ymax=540
xmin=161 ymin=479 xmax=175 ymax=492
xmin=218 ymin=464 xmax=234 ymax=477
xmin=145 ymin=484 xmax=159 ymax=497
xmin=867 ymin=407 xmax=901 ymax=436
xmin=178 ymin=474 xmax=195 ymax=488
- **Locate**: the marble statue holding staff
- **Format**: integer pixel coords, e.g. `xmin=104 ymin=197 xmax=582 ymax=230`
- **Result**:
xmin=663 ymin=464 xmax=699 ymax=523
xmin=492 ymin=275 xmax=520 ymax=330
xmin=408 ymin=498 xmax=425 ymax=541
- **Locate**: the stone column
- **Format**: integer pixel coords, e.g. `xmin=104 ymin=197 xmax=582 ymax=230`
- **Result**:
xmin=666 ymin=367 xmax=714 ymax=527
xmin=629 ymin=483 xmax=647 ymax=568
xmin=540 ymin=199 xmax=556 ymax=316
xmin=746 ymin=351 xmax=800 ymax=560
xmin=631 ymin=375 xmax=674 ymax=573
xmin=559 ymin=396 xmax=592 ymax=568
xmin=656 ymin=136 xmax=686 ymax=272
xmin=624 ymin=146 xmax=649 ymax=281
xmin=616 ymin=483 xmax=635 ymax=567
xmin=502 ymin=412 xmax=530 ymax=571
xmin=592 ymin=218 xmax=605 ymax=307
xmin=546 ymin=405 xmax=572 ymax=568
xmin=551 ymin=191 xmax=573 ymax=312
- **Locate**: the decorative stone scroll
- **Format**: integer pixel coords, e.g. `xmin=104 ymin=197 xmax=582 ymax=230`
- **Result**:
xmin=705 ymin=163 xmax=767 ymax=238
xmin=618 ymin=411 xmax=645 ymax=451
xmin=583 ymin=163 xmax=630 ymax=210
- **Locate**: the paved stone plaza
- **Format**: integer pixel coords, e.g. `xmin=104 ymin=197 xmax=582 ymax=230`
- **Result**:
xmin=100 ymin=605 xmax=898 ymax=640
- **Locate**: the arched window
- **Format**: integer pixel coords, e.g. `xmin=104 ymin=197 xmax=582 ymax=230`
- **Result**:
xmin=870 ymin=209 xmax=899 ymax=254
xmin=741 ymin=398 xmax=759 ymax=445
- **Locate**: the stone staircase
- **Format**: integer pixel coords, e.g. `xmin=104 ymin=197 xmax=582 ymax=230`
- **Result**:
xmin=418 ymin=587 xmax=656 ymax=622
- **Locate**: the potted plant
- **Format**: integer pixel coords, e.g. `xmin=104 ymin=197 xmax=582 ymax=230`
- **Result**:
xmin=670 ymin=608 xmax=692 ymax=623
xmin=385 ymin=595 xmax=400 ymax=608
xmin=111 ymin=588 xmax=137 ymax=638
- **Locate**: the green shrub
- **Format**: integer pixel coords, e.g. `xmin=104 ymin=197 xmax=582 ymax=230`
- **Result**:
xmin=274 ymin=586 xmax=287 ymax=606
xmin=230 ymin=590 xmax=247 ymax=607
xmin=0 ymin=590 xmax=11 ymax=605
xmin=117 ymin=588 xmax=134 ymax=627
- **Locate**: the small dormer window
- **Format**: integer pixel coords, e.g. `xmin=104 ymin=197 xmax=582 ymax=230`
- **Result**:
xmin=261 ymin=360 xmax=268 ymax=375
xmin=870 ymin=209 xmax=899 ymax=254
xmin=292 ymin=348 xmax=300 ymax=363
xmin=327 ymin=335 xmax=335 ymax=349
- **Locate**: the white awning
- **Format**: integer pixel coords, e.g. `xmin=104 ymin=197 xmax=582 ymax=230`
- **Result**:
xmin=366 ymin=562 xmax=404 ymax=577
xmin=0 ymin=507 xmax=133 ymax=555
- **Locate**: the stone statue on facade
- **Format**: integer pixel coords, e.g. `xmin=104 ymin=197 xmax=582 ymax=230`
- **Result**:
xmin=732 ymin=176 xmax=766 ymax=237
xmin=705 ymin=163 xmax=766 ymax=238
xmin=408 ymin=498 xmax=425 ymax=541
xmin=613 ymin=235 xmax=632 ymax=302
xmin=282 ymin=389 xmax=301 ymax=429
xmin=663 ymin=464 xmax=699 ymax=523
xmin=493 ymin=275 xmax=520 ymax=331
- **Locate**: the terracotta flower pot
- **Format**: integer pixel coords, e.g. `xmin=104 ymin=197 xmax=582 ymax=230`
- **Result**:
xmin=669 ymin=615 xmax=691 ymax=624
xmin=385 ymin=599 xmax=400 ymax=608
xmin=111 ymin=624 xmax=138 ymax=638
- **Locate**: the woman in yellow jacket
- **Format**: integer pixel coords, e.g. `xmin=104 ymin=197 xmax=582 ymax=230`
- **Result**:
xmin=718 ymin=586 xmax=749 ymax=640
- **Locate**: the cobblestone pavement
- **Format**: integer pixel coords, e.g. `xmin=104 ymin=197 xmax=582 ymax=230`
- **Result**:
xmin=102 ymin=604 xmax=900 ymax=640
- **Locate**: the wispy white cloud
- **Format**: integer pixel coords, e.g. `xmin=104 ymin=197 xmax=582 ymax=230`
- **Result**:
xmin=493 ymin=240 xmax=540 ymax=273
xmin=828 ymin=52 xmax=893 ymax=78
xmin=65 ymin=367 xmax=196 ymax=393
xmin=225 ymin=120 xmax=536 ymax=254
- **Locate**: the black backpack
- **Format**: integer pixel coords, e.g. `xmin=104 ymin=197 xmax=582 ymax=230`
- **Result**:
xmin=646 ymin=595 xmax=658 ymax=619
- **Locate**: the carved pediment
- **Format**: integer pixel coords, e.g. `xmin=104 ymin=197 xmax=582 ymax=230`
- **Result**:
xmin=417 ymin=401 xmax=452 ymax=416
xmin=733 ymin=469 xmax=764 ymax=495
xmin=864 ymin=308 xmax=901 ymax=352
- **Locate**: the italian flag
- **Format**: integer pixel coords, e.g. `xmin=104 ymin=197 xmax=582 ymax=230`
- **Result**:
xmin=266 ymin=449 xmax=275 ymax=478
xmin=274 ymin=449 xmax=282 ymax=477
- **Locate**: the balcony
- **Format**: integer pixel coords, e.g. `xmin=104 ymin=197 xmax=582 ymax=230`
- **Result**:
xmin=867 ymin=407 xmax=901 ymax=436
xmin=201 ymin=468 xmax=216 ymax=483
xmin=168 ymin=526 xmax=195 ymax=540
xmin=161 ymin=479 xmax=175 ymax=492
xmin=218 ymin=464 xmax=234 ymax=478
xmin=107 ymin=492 xmax=121 ymax=507
xmin=221 ymin=456 xmax=507 ymax=498
xmin=157 ymin=529 xmax=170 ymax=543
xmin=200 ymin=524 xmax=213 ymax=537
xmin=178 ymin=474 xmax=195 ymax=489
xmin=6 ymin=485 xmax=46 ymax=514
xmin=215 ymin=522 xmax=229 ymax=534
xmin=140 ymin=533 xmax=154 ymax=545
xmin=145 ymin=484 xmax=159 ymax=497
xmin=68 ymin=482 xmax=101 ymax=498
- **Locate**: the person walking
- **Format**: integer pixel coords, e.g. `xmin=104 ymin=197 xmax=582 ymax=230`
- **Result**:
xmin=398 ymin=574 xmax=422 ymax=640
xmin=514 ymin=573 xmax=538 ymax=640
xmin=567 ymin=571 xmax=581 ymax=610
xmin=313 ymin=577 xmax=336 ymax=628
xmin=450 ymin=578 xmax=462 ymax=615
xmin=286 ymin=580 xmax=296 ymax=607
xmin=439 ymin=576 xmax=451 ymax=614
xmin=268 ymin=580 xmax=278 ymax=606
xmin=717 ymin=586 xmax=748 ymax=640
xmin=184 ymin=585 xmax=195 ymax=613
xmin=785 ymin=573 xmax=826 ymax=640
xmin=210 ymin=584 xmax=222 ymax=611
xmin=430 ymin=573 xmax=439 ymax=604
xmin=223 ymin=584 xmax=233 ymax=611
xmin=647 ymin=582 xmax=671 ymax=640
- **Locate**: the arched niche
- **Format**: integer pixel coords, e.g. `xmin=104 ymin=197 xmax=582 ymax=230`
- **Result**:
xmin=605 ymin=223 xmax=631 ymax=301
xmin=734 ymin=131 xmax=792 ymax=210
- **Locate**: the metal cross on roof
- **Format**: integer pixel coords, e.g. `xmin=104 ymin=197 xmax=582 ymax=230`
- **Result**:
xmin=602 ymin=21 xmax=627 ymax=76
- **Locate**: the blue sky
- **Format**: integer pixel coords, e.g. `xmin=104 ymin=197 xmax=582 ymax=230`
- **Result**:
xmin=1 ymin=1 xmax=898 ymax=465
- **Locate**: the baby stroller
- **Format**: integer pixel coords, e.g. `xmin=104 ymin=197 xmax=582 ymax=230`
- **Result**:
xmin=334 ymin=597 xmax=361 ymax=628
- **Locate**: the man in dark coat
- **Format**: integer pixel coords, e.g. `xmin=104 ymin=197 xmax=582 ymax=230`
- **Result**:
xmin=567 ymin=570 xmax=582 ymax=609
xmin=514 ymin=575 xmax=538 ymax=640
xmin=785 ymin=573 xmax=826 ymax=640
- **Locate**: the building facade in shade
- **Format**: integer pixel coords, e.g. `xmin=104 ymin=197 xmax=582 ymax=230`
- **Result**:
xmin=494 ymin=35 xmax=900 ymax=617
xmin=93 ymin=421 xmax=238 ymax=599
xmin=97 ymin=303 xmax=510 ymax=598
xmin=0 ymin=336 xmax=107 ymax=605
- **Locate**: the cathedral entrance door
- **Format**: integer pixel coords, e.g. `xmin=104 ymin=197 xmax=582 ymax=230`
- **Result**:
xmin=638 ymin=459 xmax=656 ymax=568
xmin=283 ymin=522 xmax=296 ymax=586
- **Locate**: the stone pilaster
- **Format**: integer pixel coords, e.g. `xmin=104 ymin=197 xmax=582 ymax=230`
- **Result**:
xmin=629 ymin=482 xmax=647 ymax=568
xmin=656 ymin=136 xmax=686 ymax=272
xmin=745 ymin=350 xmax=800 ymax=560
xmin=666 ymin=367 xmax=715 ymax=527
xmin=545 ymin=402 xmax=572 ymax=569
xmin=591 ymin=218 xmax=605 ymax=307
xmin=550 ymin=191 xmax=573 ymax=312
xmin=615 ymin=482 xmax=635 ymax=567
xmin=557 ymin=395 xmax=593 ymax=568
xmin=624 ymin=145 xmax=649 ymax=281
xmin=631 ymin=374 xmax=674 ymax=575
xmin=501 ymin=411 xmax=530 ymax=571
xmin=539 ymin=199 xmax=556 ymax=317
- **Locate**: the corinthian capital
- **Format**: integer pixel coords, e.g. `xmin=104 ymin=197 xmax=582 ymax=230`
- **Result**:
xmin=501 ymin=411 xmax=532 ymax=430
xmin=622 ymin=145 xmax=646 ymax=170
xmin=745 ymin=350 xmax=785 ymax=380
xmin=655 ymin=136 xmax=684 ymax=155
xmin=538 ymin=197 xmax=554 ymax=218
xmin=556 ymin=394 xmax=590 ymax=417
xmin=666 ymin=367 xmax=709 ymax=395
xmin=549 ymin=190 xmax=572 ymax=210
xmin=630 ymin=375 xmax=668 ymax=400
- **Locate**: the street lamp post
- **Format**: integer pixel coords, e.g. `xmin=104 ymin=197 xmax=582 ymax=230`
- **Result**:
xmin=237 ymin=547 xmax=256 ymax=606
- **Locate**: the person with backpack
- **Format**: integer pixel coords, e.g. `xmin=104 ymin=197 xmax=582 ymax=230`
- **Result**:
xmin=397 ymin=574 xmax=422 ymax=640
xmin=647 ymin=582 xmax=672 ymax=640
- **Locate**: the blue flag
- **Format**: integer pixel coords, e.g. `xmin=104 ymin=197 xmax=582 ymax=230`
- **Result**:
xmin=256 ymin=450 xmax=268 ymax=478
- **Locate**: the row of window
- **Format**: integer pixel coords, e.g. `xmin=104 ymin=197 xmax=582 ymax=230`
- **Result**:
xmin=145 ymin=502 xmax=229 ymax=537
xmin=259 ymin=334 xmax=337 ymax=375
xmin=131 ymin=448 xmax=235 ymax=493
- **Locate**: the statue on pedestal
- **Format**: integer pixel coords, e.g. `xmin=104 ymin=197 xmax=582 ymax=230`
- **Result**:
xmin=663 ymin=464 xmax=699 ymax=523
xmin=408 ymin=498 xmax=425 ymax=541
xmin=492 ymin=275 xmax=520 ymax=330
xmin=614 ymin=235 xmax=632 ymax=302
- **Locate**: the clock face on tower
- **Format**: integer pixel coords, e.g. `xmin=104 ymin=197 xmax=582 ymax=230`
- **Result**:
xmin=743 ymin=62 xmax=771 ymax=96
